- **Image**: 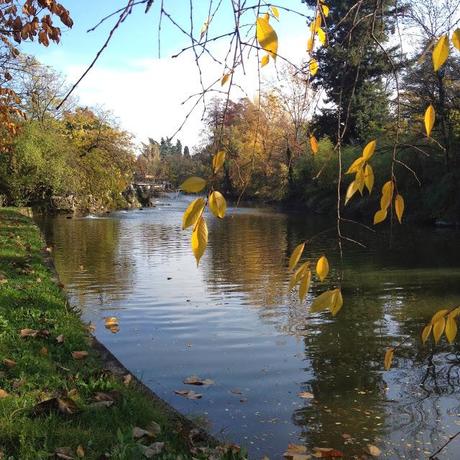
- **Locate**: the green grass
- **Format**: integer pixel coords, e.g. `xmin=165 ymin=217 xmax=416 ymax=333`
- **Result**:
xmin=0 ymin=209 xmax=245 ymax=460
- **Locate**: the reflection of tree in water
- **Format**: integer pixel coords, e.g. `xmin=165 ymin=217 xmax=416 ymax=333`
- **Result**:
xmin=39 ymin=216 xmax=134 ymax=308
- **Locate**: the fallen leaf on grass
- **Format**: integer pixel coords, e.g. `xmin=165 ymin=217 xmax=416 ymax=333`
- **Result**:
xmin=174 ymin=389 xmax=202 ymax=400
xmin=367 ymin=444 xmax=381 ymax=457
xmin=20 ymin=328 xmax=50 ymax=338
xmin=3 ymin=358 xmax=16 ymax=368
xmin=312 ymin=447 xmax=344 ymax=458
xmin=298 ymin=391 xmax=314 ymax=399
xmin=56 ymin=334 xmax=65 ymax=344
xmin=133 ymin=426 xmax=157 ymax=440
xmin=71 ymin=351 xmax=88 ymax=360
xmin=183 ymin=375 xmax=214 ymax=385
xmin=76 ymin=445 xmax=85 ymax=458
xmin=31 ymin=397 xmax=79 ymax=416
xmin=88 ymin=401 xmax=113 ymax=409
xmin=0 ymin=389 xmax=9 ymax=398
xmin=94 ymin=390 xmax=122 ymax=403
xmin=55 ymin=447 xmax=75 ymax=459
xmin=123 ymin=373 xmax=132 ymax=386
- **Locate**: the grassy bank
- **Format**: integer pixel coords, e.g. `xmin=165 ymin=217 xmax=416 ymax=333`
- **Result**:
xmin=0 ymin=208 xmax=242 ymax=460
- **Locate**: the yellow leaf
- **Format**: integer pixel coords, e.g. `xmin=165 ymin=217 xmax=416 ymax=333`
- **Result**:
xmin=317 ymin=28 xmax=326 ymax=46
xmin=364 ymin=164 xmax=374 ymax=194
xmin=180 ymin=176 xmax=206 ymax=193
xmin=380 ymin=180 xmax=394 ymax=211
xmin=299 ymin=270 xmax=312 ymax=302
xmin=309 ymin=58 xmax=319 ymax=76
xmin=212 ymin=150 xmax=226 ymax=173
xmin=321 ymin=3 xmax=329 ymax=17
xmin=199 ymin=18 xmax=209 ymax=41
xmin=424 ymin=104 xmax=435 ymax=137
xmin=355 ymin=168 xmax=365 ymax=194
xmin=395 ymin=194 xmax=404 ymax=224
xmin=316 ymin=255 xmax=329 ymax=281
xmin=373 ymin=208 xmax=387 ymax=225
xmin=449 ymin=306 xmax=460 ymax=319
xmin=362 ymin=140 xmax=376 ymax=160
xmin=346 ymin=156 xmax=365 ymax=174
xmin=307 ymin=36 xmax=314 ymax=53
xmin=76 ymin=445 xmax=85 ymax=458
xmin=330 ymin=288 xmax=343 ymax=316
xmin=289 ymin=261 xmax=309 ymax=290
xmin=256 ymin=16 xmax=278 ymax=58
xmin=208 ymin=191 xmax=226 ymax=219
xmin=310 ymin=135 xmax=319 ymax=154
xmin=182 ymin=198 xmax=206 ymax=229
xmin=384 ymin=348 xmax=394 ymax=371
xmin=314 ymin=14 xmax=322 ymax=31
xmin=446 ymin=316 xmax=457 ymax=344
xmin=289 ymin=242 xmax=305 ymax=271
xmin=191 ymin=216 xmax=208 ymax=266
xmin=270 ymin=6 xmax=279 ymax=19
xmin=453 ymin=29 xmax=460 ymax=51
xmin=421 ymin=323 xmax=432 ymax=344
xmin=433 ymin=317 xmax=446 ymax=344
xmin=261 ymin=54 xmax=270 ymax=67
xmin=221 ymin=73 xmax=231 ymax=86
xmin=431 ymin=309 xmax=449 ymax=324
xmin=310 ymin=289 xmax=341 ymax=313
xmin=432 ymin=35 xmax=449 ymax=71
xmin=345 ymin=180 xmax=359 ymax=205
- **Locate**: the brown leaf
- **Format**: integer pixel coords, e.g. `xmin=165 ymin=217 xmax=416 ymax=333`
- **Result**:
xmin=71 ymin=351 xmax=88 ymax=360
xmin=55 ymin=447 xmax=75 ymax=459
xmin=298 ymin=392 xmax=314 ymax=399
xmin=3 ymin=358 xmax=16 ymax=368
xmin=183 ymin=375 xmax=214 ymax=385
xmin=31 ymin=397 xmax=78 ymax=416
xmin=56 ymin=334 xmax=65 ymax=344
xmin=0 ymin=389 xmax=9 ymax=398
xmin=312 ymin=447 xmax=344 ymax=458
xmin=174 ymin=389 xmax=202 ymax=400
xmin=283 ymin=444 xmax=310 ymax=460
xmin=20 ymin=328 xmax=38 ymax=338
xmin=76 ymin=445 xmax=85 ymax=458
xmin=57 ymin=397 xmax=79 ymax=415
xmin=367 ymin=445 xmax=381 ymax=457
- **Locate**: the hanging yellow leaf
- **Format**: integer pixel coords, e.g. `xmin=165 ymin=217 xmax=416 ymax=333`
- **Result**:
xmin=221 ymin=73 xmax=231 ymax=86
xmin=433 ymin=317 xmax=446 ymax=344
xmin=299 ymin=270 xmax=312 ymax=302
xmin=373 ymin=209 xmax=387 ymax=225
xmin=384 ymin=348 xmax=394 ymax=371
xmin=212 ymin=150 xmax=226 ymax=173
xmin=432 ymin=35 xmax=449 ymax=71
xmin=208 ymin=191 xmax=226 ymax=219
xmin=180 ymin=176 xmax=207 ymax=193
xmin=421 ymin=323 xmax=432 ymax=344
xmin=453 ymin=29 xmax=460 ymax=51
xmin=362 ymin=140 xmax=376 ymax=161
xmin=345 ymin=180 xmax=359 ymax=205
xmin=307 ymin=36 xmax=314 ymax=53
xmin=191 ymin=216 xmax=208 ymax=266
xmin=309 ymin=58 xmax=319 ymax=76
xmin=316 ymin=255 xmax=329 ymax=281
xmin=424 ymin=104 xmax=435 ymax=137
xmin=395 ymin=194 xmax=405 ymax=224
xmin=330 ymin=289 xmax=343 ymax=316
xmin=289 ymin=261 xmax=310 ymax=290
xmin=321 ymin=3 xmax=329 ymax=17
xmin=346 ymin=156 xmax=365 ymax=174
xmin=261 ymin=54 xmax=270 ymax=67
xmin=314 ymin=14 xmax=322 ymax=31
xmin=355 ymin=168 xmax=365 ymax=195
xmin=182 ymin=198 xmax=206 ymax=230
xmin=431 ymin=309 xmax=449 ymax=324
xmin=317 ymin=28 xmax=326 ymax=46
xmin=310 ymin=135 xmax=319 ymax=154
xmin=380 ymin=180 xmax=394 ymax=211
xmin=449 ymin=307 xmax=460 ymax=319
xmin=289 ymin=242 xmax=305 ymax=271
xmin=199 ymin=18 xmax=210 ymax=41
xmin=445 ymin=316 xmax=457 ymax=344
xmin=270 ymin=6 xmax=279 ymax=19
xmin=364 ymin=164 xmax=374 ymax=193
xmin=256 ymin=16 xmax=278 ymax=58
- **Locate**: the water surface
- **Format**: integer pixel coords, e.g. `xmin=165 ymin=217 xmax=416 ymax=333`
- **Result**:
xmin=38 ymin=195 xmax=460 ymax=458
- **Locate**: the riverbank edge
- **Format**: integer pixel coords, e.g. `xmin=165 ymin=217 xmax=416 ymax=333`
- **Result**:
xmin=0 ymin=207 xmax=243 ymax=459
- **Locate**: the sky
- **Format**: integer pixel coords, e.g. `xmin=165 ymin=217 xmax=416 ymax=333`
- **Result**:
xmin=21 ymin=0 xmax=314 ymax=151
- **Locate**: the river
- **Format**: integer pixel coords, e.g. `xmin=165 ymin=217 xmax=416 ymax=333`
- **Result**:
xmin=37 ymin=194 xmax=460 ymax=458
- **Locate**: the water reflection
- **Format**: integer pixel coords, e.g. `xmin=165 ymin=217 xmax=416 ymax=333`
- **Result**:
xmin=38 ymin=196 xmax=460 ymax=458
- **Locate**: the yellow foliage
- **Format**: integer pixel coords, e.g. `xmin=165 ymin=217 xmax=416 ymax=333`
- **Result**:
xmin=180 ymin=176 xmax=207 ymax=193
xmin=256 ymin=16 xmax=278 ymax=58
xmin=289 ymin=242 xmax=305 ymax=271
xmin=208 ymin=191 xmax=226 ymax=219
xmin=316 ymin=255 xmax=329 ymax=281
xmin=432 ymin=35 xmax=449 ymax=71
xmin=191 ymin=216 xmax=208 ymax=266
xmin=424 ymin=105 xmax=435 ymax=137
xmin=182 ymin=198 xmax=206 ymax=229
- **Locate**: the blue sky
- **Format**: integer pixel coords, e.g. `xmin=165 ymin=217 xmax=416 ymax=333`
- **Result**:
xmin=21 ymin=1 xmax=313 ymax=149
